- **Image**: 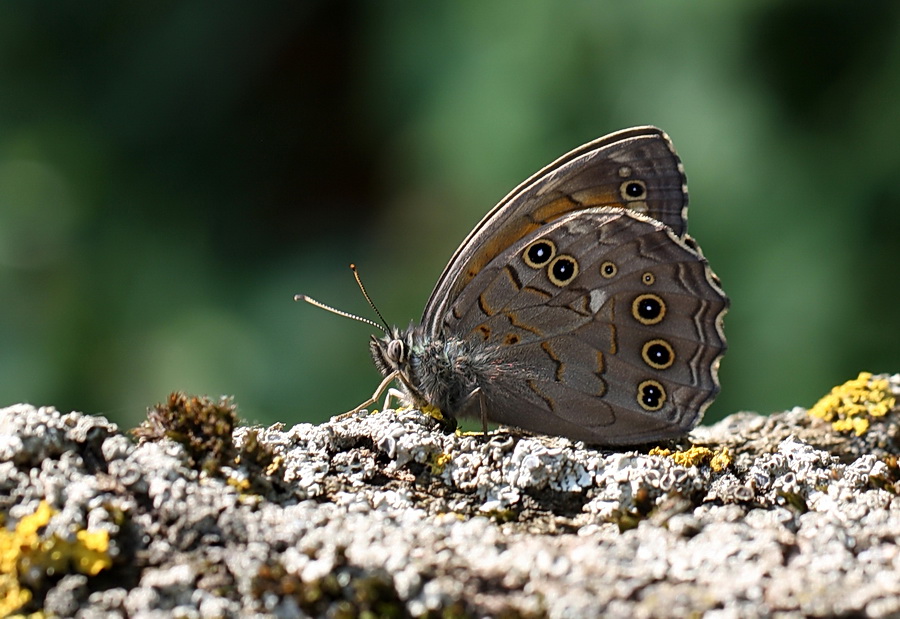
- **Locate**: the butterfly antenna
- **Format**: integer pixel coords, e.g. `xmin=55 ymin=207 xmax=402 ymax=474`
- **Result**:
xmin=350 ymin=264 xmax=391 ymax=332
xmin=293 ymin=293 xmax=387 ymax=334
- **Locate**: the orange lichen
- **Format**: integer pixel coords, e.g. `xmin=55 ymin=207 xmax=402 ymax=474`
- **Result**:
xmin=808 ymin=372 xmax=896 ymax=436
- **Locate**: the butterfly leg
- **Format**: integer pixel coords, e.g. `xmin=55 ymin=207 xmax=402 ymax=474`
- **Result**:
xmin=453 ymin=386 xmax=488 ymax=436
xmin=382 ymin=387 xmax=408 ymax=411
xmin=334 ymin=370 xmax=398 ymax=419
xmin=473 ymin=388 xmax=488 ymax=436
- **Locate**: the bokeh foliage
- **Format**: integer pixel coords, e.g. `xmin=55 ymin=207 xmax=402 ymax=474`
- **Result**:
xmin=1 ymin=2 xmax=898 ymax=429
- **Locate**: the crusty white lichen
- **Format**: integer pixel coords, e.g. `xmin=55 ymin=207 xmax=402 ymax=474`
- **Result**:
xmin=3 ymin=377 xmax=900 ymax=618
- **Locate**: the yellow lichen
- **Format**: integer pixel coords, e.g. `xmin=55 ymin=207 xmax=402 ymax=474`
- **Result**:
xmin=395 ymin=402 xmax=445 ymax=420
xmin=227 ymin=476 xmax=252 ymax=492
xmin=709 ymin=447 xmax=733 ymax=472
xmin=650 ymin=445 xmax=732 ymax=471
xmin=265 ymin=455 xmax=284 ymax=477
xmin=396 ymin=403 xmax=452 ymax=426
xmin=72 ymin=530 xmax=112 ymax=576
xmin=0 ymin=501 xmax=113 ymax=616
xmin=428 ymin=452 xmax=452 ymax=475
xmin=808 ymin=372 xmax=896 ymax=436
xmin=2 ymin=501 xmax=53 ymax=614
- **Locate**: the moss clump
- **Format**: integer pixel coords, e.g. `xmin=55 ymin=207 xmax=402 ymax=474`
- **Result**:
xmin=252 ymin=554 xmax=406 ymax=618
xmin=808 ymin=372 xmax=896 ymax=436
xmin=132 ymin=393 xmax=281 ymax=488
xmin=0 ymin=501 xmax=113 ymax=616
xmin=133 ymin=392 xmax=239 ymax=475
xmin=607 ymin=485 xmax=655 ymax=533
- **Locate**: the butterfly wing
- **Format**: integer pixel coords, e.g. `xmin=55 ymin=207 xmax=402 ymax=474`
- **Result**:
xmin=423 ymin=126 xmax=689 ymax=334
xmin=440 ymin=208 xmax=727 ymax=445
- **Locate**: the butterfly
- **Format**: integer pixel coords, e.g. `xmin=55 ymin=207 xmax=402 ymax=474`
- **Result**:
xmin=299 ymin=126 xmax=728 ymax=445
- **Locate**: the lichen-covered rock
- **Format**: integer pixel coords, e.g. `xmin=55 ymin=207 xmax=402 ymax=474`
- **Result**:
xmin=1 ymin=376 xmax=899 ymax=618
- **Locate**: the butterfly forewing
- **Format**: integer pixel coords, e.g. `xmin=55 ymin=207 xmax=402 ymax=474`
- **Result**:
xmin=423 ymin=126 xmax=689 ymax=335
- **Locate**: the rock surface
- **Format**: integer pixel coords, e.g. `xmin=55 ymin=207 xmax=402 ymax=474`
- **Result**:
xmin=2 ymin=374 xmax=899 ymax=618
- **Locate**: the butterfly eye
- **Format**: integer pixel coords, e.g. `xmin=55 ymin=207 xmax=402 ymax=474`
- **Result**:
xmin=642 ymin=272 xmax=655 ymax=286
xmin=632 ymin=293 xmax=666 ymax=325
xmin=621 ymin=179 xmax=647 ymax=200
xmin=547 ymin=255 xmax=578 ymax=287
xmin=387 ymin=339 xmax=407 ymax=364
xmin=600 ymin=261 xmax=618 ymax=278
xmin=637 ymin=379 xmax=667 ymax=411
xmin=524 ymin=239 xmax=556 ymax=268
xmin=642 ymin=339 xmax=675 ymax=370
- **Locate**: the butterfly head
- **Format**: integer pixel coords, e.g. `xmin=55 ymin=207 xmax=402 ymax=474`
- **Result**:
xmin=369 ymin=325 xmax=431 ymax=408
xmin=370 ymin=326 xmax=410 ymax=374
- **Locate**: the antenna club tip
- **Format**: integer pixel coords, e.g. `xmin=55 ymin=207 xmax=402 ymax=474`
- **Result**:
xmin=293 ymin=294 xmax=306 ymax=302
xmin=349 ymin=263 xmax=358 ymax=271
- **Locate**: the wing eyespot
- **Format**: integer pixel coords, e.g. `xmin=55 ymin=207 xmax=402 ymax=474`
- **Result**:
xmin=548 ymin=255 xmax=578 ymax=287
xmin=524 ymin=239 xmax=556 ymax=268
xmin=637 ymin=379 xmax=666 ymax=412
xmin=642 ymin=339 xmax=675 ymax=370
xmin=621 ymin=179 xmax=647 ymax=201
xmin=632 ymin=293 xmax=666 ymax=325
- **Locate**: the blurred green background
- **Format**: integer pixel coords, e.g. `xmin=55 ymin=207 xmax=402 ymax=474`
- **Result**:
xmin=1 ymin=2 xmax=899 ymax=429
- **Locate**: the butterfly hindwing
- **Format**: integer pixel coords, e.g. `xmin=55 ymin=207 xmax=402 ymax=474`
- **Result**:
xmin=440 ymin=207 xmax=727 ymax=444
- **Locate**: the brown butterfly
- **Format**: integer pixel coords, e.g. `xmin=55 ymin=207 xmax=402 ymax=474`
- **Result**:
xmin=300 ymin=126 xmax=728 ymax=445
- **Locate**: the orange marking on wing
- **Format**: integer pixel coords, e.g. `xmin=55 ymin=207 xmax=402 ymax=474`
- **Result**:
xmin=458 ymin=223 xmax=541 ymax=290
xmin=454 ymin=191 xmax=618 ymax=297
xmin=528 ymin=195 xmax=583 ymax=224
xmin=476 ymin=324 xmax=491 ymax=340
xmin=540 ymin=341 xmax=564 ymax=381
xmin=595 ymin=352 xmax=608 ymax=397
xmin=504 ymin=265 xmax=523 ymax=290
xmin=505 ymin=311 xmax=543 ymax=336
xmin=523 ymin=285 xmax=552 ymax=299
xmin=477 ymin=293 xmax=493 ymax=317
xmin=569 ymin=187 xmax=622 ymax=208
